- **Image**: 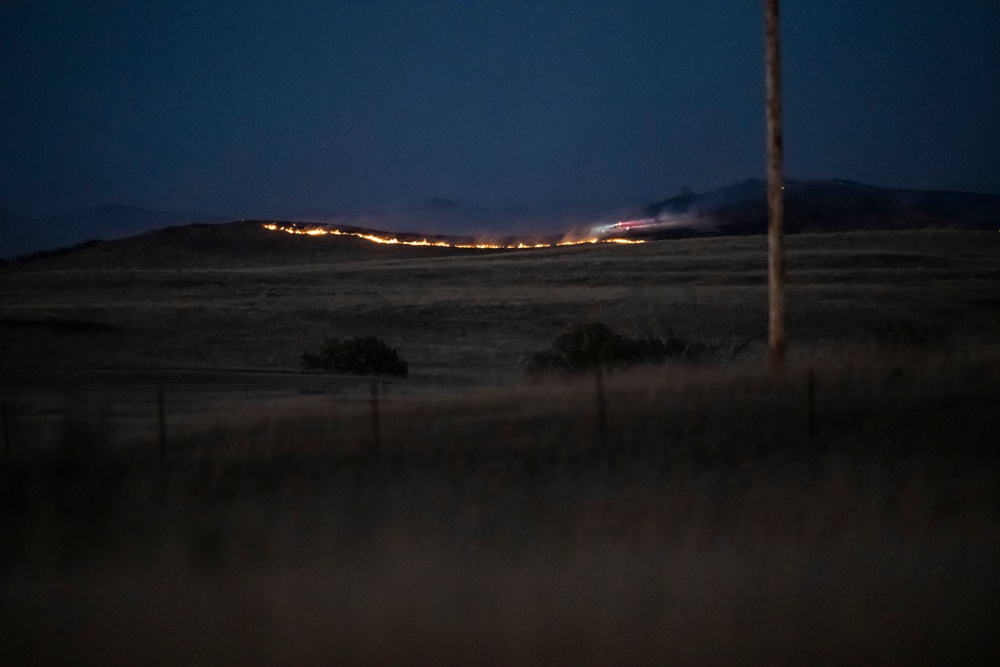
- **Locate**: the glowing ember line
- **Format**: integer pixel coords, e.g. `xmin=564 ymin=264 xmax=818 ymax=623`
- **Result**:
xmin=261 ymin=223 xmax=644 ymax=248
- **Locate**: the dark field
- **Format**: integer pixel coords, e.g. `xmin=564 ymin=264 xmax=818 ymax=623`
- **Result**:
xmin=1 ymin=228 xmax=999 ymax=664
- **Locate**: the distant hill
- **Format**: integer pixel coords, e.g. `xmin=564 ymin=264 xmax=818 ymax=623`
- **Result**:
xmin=638 ymin=179 xmax=1000 ymax=239
xmin=0 ymin=204 xmax=230 ymax=260
xmin=3 ymin=180 xmax=998 ymax=265
xmin=0 ymin=220 xmax=479 ymax=269
xmin=646 ymin=179 xmax=768 ymax=218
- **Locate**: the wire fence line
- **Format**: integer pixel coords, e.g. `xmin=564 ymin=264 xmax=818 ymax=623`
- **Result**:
xmin=1 ymin=364 xmax=828 ymax=468
xmin=0 ymin=374 xmax=402 ymax=462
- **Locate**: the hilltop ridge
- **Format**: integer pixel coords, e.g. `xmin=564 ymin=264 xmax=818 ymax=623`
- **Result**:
xmin=4 ymin=179 xmax=999 ymax=265
xmin=637 ymin=179 xmax=1000 ymax=239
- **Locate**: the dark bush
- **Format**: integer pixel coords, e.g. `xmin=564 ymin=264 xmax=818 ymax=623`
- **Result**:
xmin=302 ymin=336 xmax=409 ymax=377
xmin=527 ymin=322 xmax=698 ymax=373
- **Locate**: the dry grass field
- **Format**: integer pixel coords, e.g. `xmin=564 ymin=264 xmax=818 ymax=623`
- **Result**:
xmin=1 ymin=226 xmax=999 ymax=664
xmin=2 ymin=224 xmax=998 ymax=378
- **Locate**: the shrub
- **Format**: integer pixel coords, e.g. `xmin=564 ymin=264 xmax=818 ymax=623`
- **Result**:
xmin=527 ymin=322 xmax=697 ymax=373
xmin=302 ymin=336 xmax=409 ymax=377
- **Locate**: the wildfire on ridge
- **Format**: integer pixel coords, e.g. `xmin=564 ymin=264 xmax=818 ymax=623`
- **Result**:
xmin=261 ymin=223 xmax=644 ymax=249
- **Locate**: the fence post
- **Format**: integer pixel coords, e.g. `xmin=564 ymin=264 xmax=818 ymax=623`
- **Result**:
xmin=2 ymin=398 xmax=10 ymax=463
xmin=595 ymin=365 xmax=607 ymax=450
xmin=369 ymin=379 xmax=381 ymax=456
xmin=158 ymin=387 xmax=167 ymax=462
xmin=807 ymin=368 xmax=817 ymax=440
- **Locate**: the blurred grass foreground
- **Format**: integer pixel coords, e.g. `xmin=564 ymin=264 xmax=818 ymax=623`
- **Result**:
xmin=2 ymin=350 xmax=999 ymax=665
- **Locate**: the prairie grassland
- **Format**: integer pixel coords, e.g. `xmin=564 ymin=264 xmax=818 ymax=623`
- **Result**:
xmin=1 ymin=229 xmax=1000 ymax=664
xmin=1 ymin=229 xmax=998 ymax=379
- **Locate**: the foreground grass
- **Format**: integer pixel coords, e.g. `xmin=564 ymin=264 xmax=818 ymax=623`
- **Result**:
xmin=2 ymin=229 xmax=998 ymax=662
xmin=2 ymin=350 xmax=999 ymax=664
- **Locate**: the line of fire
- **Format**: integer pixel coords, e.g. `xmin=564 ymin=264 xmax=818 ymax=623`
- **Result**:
xmin=261 ymin=223 xmax=646 ymax=250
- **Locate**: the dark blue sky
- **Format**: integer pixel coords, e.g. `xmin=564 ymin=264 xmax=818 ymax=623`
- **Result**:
xmin=2 ymin=0 xmax=999 ymax=220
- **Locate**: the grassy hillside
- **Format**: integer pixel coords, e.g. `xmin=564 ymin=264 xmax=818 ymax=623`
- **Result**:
xmin=2 ymin=228 xmax=999 ymax=664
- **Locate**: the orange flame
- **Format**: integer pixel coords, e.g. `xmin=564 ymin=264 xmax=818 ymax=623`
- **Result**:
xmin=261 ymin=223 xmax=644 ymax=249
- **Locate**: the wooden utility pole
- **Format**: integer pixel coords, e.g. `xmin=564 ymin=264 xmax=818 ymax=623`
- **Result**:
xmin=765 ymin=0 xmax=786 ymax=372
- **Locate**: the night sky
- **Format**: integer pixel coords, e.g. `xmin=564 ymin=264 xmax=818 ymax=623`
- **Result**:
xmin=2 ymin=0 xmax=999 ymax=223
